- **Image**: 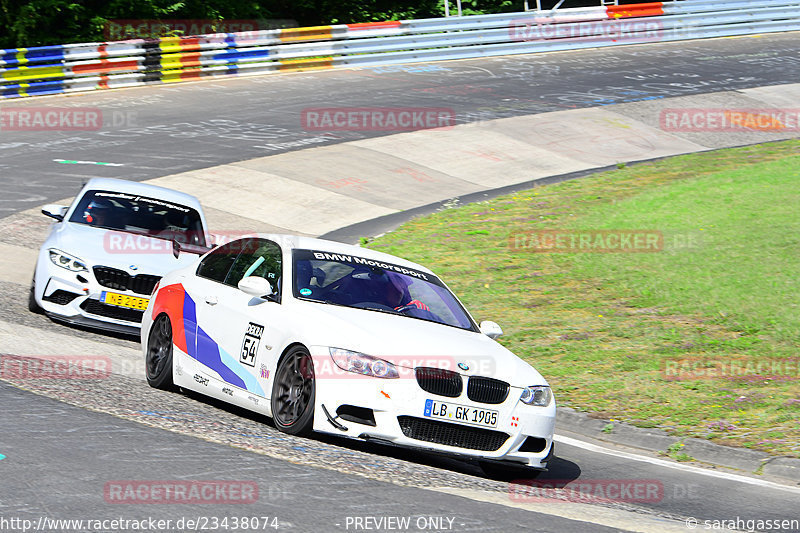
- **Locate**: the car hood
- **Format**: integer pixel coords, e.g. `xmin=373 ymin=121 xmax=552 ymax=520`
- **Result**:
xmin=292 ymin=301 xmax=547 ymax=387
xmin=49 ymin=223 xmax=199 ymax=275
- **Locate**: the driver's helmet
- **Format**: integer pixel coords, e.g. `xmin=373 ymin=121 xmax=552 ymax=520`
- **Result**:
xmin=386 ymin=271 xmax=410 ymax=293
xmin=372 ymin=270 xmax=411 ymax=303
xmin=83 ymin=198 xmax=113 ymax=225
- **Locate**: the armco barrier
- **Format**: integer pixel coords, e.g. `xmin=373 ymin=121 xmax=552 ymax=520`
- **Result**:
xmin=1 ymin=0 xmax=798 ymax=99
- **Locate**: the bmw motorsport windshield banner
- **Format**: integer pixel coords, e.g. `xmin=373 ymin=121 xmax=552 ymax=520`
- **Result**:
xmin=293 ymin=249 xmax=440 ymax=285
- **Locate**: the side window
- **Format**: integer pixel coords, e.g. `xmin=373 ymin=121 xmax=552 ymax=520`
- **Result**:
xmin=196 ymin=241 xmax=242 ymax=283
xmin=225 ymin=239 xmax=282 ymax=291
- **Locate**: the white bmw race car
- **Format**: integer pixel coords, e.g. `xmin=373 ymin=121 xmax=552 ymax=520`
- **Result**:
xmin=142 ymin=235 xmax=555 ymax=472
xmin=31 ymin=178 xmax=209 ymax=334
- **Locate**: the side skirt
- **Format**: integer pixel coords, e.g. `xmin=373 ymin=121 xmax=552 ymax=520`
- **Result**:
xmin=173 ymin=349 xmax=273 ymax=418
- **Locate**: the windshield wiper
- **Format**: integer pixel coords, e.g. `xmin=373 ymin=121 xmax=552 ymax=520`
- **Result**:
xmin=310 ymin=299 xmax=401 ymax=315
xmin=361 ymin=306 xmax=402 ymax=316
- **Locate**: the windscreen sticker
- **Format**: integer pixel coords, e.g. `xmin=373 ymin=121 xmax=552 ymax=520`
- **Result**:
xmin=298 ymin=250 xmax=433 ymax=282
xmin=94 ymin=191 xmax=190 ymax=212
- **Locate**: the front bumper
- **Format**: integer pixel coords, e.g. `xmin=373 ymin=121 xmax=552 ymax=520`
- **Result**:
xmin=308 ymin=348 xmax=556 ymax=469
xmin=35 ymin=259 xmax=156 ymax=334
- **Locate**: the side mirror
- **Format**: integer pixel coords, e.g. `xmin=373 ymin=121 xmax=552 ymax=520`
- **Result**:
xmin=41 ymin=204 xmax=67 ymax=222
xmin=479 ymin=320 xmax=503 ymax=339
xmin=238 ymin=276 xmax=273 ymax=298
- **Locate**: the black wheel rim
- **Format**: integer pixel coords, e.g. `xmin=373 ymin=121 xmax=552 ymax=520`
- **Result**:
xmin=147 ymin=315 xmax=172 ymax=379
xmin=274 ymin=351 xmax=314 ymax=427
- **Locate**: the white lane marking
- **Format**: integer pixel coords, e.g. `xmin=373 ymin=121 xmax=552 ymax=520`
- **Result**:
xmin=555 ymin=434 xmax=800 ymax=495
xmin=53 ymin=159 xmax=125 ymax=166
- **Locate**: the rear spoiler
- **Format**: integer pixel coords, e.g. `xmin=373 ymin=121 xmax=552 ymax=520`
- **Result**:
xmin=172 ymin=240 xmax=214 ymax=258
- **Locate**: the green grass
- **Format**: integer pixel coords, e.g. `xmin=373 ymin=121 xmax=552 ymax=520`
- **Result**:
xmin=367 ymin=140 xmax=800 ymax=457
xmin=661 ymin=442 xmax=695 ymax=462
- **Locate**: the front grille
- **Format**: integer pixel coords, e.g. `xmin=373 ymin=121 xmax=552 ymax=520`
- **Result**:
xmin=93 ymin=266 xmax=160 ymax=295
xmin=80 ymin=299 xmax=144 ymax=323
xmin=415 ymin=367 xmax=463 ymax=398
xmin=93 ymin=266 xmax=128 ymax=291
xmin=42 ymin=290 xmax=80 ymax=306
xmin=397 ymin=416 xmax=509 ymax=451
xmin=467 ymin=376 xmax=510 ymax=404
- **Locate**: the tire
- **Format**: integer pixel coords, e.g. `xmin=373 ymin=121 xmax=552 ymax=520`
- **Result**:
xmin=146 ymin=314 xmax=174 ymax=389
xmin=28 ymin=276 xmax=42 ymax=314
xmin=271 ymin=345 xmax=315 ymax=436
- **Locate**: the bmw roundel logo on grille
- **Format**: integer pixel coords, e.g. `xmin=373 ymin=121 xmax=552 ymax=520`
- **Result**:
xmin=458 ymin=362 xmax=469 ymax=371
xmin=129 ymin=265 xmax=138 ymax=271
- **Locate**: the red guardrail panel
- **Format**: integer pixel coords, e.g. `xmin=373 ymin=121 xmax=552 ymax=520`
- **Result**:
xmin=607 ymin=2 xmax=664 ymax=18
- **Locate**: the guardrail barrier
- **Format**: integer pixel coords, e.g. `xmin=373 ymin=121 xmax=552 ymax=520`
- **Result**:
xmin=1 ymin=0 xmax=798 ymax=98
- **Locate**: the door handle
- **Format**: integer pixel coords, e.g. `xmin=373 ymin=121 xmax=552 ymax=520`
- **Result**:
xmin=205 ymin=296 xmax=218 ymax=306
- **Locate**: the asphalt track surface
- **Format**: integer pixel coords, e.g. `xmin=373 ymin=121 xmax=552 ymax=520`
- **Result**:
xmin=1 ymin=34 xmax=800 ymax=532
xmin=1 ymin=32 xmax=799 ymax=216
xmin=0 ymin=381 xmax=623 ymax=533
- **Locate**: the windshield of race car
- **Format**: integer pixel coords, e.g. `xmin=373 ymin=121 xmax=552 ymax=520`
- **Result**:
xmin=292 ymin=249 xmax=477 ymax=331
xmin=68 ymin=190 xmax=206 ymax=246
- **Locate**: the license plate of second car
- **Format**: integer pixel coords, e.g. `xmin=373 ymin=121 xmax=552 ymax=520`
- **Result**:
xmin=102 ymin=291 xmax=149 ymax=310
xmin=424 ymin=399 xmax=499 ymax=428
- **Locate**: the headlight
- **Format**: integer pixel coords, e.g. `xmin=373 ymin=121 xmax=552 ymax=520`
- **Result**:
xmin=520 ymin=386 xmax=552 ymax=407
xmin=49 ymin=249 xmax=88 ymax=272
xmin=329 ymin=348 xmax=398 ymax=379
